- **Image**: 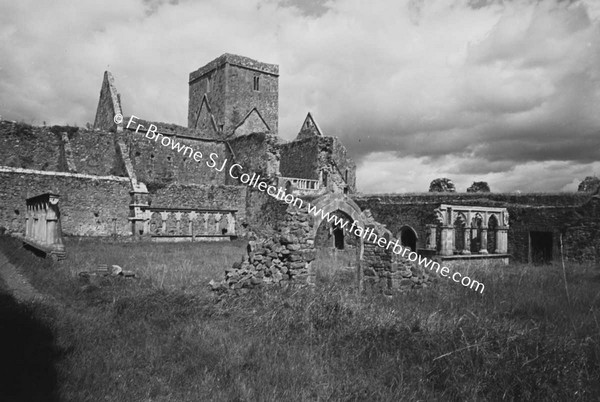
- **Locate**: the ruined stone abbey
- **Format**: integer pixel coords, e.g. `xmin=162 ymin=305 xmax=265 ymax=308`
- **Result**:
xmin=1 ymin=53 xmax=600 ymax=290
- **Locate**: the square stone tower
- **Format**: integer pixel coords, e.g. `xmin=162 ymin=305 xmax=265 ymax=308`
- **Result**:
xmin=188 ymin=53 xmax=279 ymax=138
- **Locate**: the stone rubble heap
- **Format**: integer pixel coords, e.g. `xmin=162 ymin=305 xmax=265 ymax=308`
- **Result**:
xmin=210 ymin=210 xmax=317 ymax=291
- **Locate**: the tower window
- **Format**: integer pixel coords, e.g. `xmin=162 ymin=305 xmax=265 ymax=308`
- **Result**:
xmin=206 ymin=77 xmax=211 ymax=93
xmin=253 ymin=76 xmax=260 ymax=91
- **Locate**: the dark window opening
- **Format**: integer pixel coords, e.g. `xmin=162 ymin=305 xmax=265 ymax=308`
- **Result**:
xmin=333 ymin=227 xmax=344 ymax=250
xmin=253 ymin=76 xmax=260 ymax=91
xmin=343 ymin=187 xmax=349 ymax=194
xmin=322 ymin=171 xmax=328 ymax=187
xmin=487 ymin=215 xmax=499 ymax=254
xmin=14 ymin=209 xmax=19 ymax=215
xmin=400 ymin=227 xmax=417 ymax=252
xmin=530 ymin=231 xmax=553 ymax=264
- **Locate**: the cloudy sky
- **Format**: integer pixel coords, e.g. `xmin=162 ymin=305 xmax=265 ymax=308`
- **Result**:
xmin=1 ymin=0 xmax=599 ymax=193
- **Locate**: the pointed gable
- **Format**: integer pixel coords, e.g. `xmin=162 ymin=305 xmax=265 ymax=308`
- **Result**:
xmin=193 ymin=95 xmax=219 ymax=137
xmin=295 ymin=112 xmax=323 ymax=140
xmin=232 ymin=107 xmax=270 ymax=136
xmin=93 ymin=71 xmax=123 ymax=131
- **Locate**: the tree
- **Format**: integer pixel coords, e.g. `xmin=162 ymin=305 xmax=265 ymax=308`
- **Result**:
xmin=429 ymin=178 xmax=456 ymax=192
xmin=467 ymin=181 xmax=491 ymax=193
xmin=578 ymin=176 xmax=600 ymax=193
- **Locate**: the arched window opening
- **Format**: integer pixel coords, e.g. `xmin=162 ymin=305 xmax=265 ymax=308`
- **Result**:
xmin=400 ymin=226 xmax=417 ymax=252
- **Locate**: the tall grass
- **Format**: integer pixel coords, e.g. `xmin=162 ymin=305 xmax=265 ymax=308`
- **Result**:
xmin=1 ymin=235 xmax=599 ymax=401
xmin=61 ymin=237 xmax=247 ymax=293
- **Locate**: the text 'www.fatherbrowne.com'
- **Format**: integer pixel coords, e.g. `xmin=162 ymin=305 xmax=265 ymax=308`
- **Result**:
xmin=125 ymin=115 xmax=485 ymax=294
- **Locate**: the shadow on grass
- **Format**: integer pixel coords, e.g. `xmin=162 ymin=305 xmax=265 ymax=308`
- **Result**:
xmin=0 ymin=290 xmax=62 ymax=402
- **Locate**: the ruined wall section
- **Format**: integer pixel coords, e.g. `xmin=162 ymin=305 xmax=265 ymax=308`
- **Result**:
xmin=213 ymin=202 xmax=317 ymax=291
xmin=68 ymin=129 xmax=126 ymax=177
xmin=0 ymin=168 xmax=131 ymax=236
xmin=320 ymin=137 xmax=355 ymax=193
xmin=362 ymin=237 xmax=431 ymax=292
xmin=279 ymin=136 xmax=356 ymax=193
xmin=330 ymin=137 xmax=356 ymax=192
xmin=353 ymin=192 xmax=599 ymax=263
xmin=226 ymin=63 xmax=278 ymax=135
xmin=279 ymin=137 xmax=319 ymax=179
xmin=124 ymin=131 xmax=230 ymax=189
xmin=0 ymin=122 xmax=63 ymax=171
xmin=355 ymin=193 xmax=591 ymax=207
xmin=244 ymin=189 xmax=289 ymax=235
xmin=215 ymin=194 xmax=431 ymax=292
xmin=227 ymin=132 xmax=280 ymax=184
xmin=563 ymin=197 xmax=600 ymax=262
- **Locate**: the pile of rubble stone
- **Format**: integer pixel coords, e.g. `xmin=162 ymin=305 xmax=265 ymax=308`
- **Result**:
xmin=210 ymin=233 xmax=316 ymax=291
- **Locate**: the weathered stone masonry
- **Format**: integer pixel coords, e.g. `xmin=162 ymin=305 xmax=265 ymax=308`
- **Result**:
xmin=215 ymin=193 xmax=430 ymax=291
xmin=3 ymin=51 xmax=600 ymax=293
xmin=354 ymin=192 xmax=600 ymax=264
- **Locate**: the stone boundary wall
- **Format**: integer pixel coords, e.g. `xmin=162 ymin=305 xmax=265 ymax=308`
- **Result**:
xmin=0 ymin=167 xmax=131 ymax=236
xmin=354 ymin=192 xmax=591 ymax=208
xmin=354 ymin=193 xmax=600 ymax=263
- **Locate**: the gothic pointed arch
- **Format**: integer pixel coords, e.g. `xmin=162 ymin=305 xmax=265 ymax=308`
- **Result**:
xmin=193 ymin=94 xmax=219 ymax=136
xmin=232 ymin=107 xmax=270 ymax=136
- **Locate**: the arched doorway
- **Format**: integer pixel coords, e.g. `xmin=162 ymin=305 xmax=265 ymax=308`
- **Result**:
xmin=399 ymin=226 xmax=418 ymax=252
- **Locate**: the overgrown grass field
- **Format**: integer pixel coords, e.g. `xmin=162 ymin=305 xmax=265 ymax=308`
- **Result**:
xmin=1 ymin=235 xmax=599 ymax=401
